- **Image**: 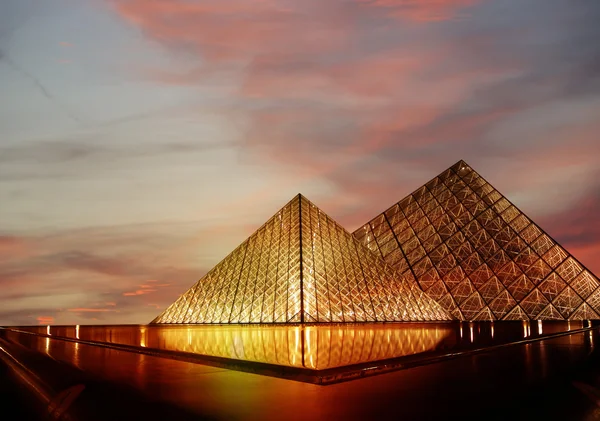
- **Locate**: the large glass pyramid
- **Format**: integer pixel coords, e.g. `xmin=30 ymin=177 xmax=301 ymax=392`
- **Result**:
xmin=353 ymin=160 xmax=600 ymax=321
xmin=152 ymin=195 xmax=449 ymax=324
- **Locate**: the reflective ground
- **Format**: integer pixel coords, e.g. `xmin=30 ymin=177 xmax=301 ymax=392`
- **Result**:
xmin=11 ymin=321 xmax=588 ymax=372
xmin=1 ymin=324 xmax=599 ymax=421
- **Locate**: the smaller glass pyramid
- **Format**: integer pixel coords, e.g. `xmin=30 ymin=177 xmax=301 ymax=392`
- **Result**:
xmin=353 ymin=160 xmax=600 ymax=321
xmin=152 ymin=195 xmax=450 ymax=324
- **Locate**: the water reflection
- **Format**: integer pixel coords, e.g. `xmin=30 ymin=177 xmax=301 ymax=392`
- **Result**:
xmin=12 ymin=320 xmax=587 ymax=370
xmin=14 ymin=324 xmax=453 ymax=369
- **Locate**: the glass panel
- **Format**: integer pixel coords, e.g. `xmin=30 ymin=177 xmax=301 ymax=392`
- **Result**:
xmin=571 ymin=271 xmax=600 ymax=299
xmin=492 ymin=198 xmax=510 ymax=214
xmin=489 ymin=291 xmax=517 ymax=319
xmin=542 ymin=245 xmax=568 ymax=269
xmin=510 ymin=214 xmax=531 ymax=233
xmin=483 ymin=190 xmax=502 ymax=205
xmin=531 ymin=234 xmax=555 ymax=256
xmin=423 ymin=233 xmax=443 ymax=253
xmin=506 ymin=275 xmax=535 ymax=302
xmin=552 ymin=287 xmax=583 ymax=319
xmin=500 ymin=206 xmax=519 ymax=224
xmin=520 ymin=289 xmax=549 ymax=319
xmin=520 ymin=224 xmax=542 ymax=244
xmin=478 ymin=276 xmax=504 ymax=302
xmin=538 ymin=273 xmax=568 ymax=302
xmin=556 ymin=257 xmax=583 ymax=283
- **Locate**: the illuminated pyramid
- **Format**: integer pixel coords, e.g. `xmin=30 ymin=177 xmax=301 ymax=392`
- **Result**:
xmin=152 ymin=194 xmax=449 ymax=324
xmin=353 ymin=160 xmax=600 ymax=321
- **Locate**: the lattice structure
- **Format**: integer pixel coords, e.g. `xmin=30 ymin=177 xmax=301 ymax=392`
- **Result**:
xmin=152 ymin=195 xmax=449 ymax=324
xmin=353 ymin=160 xmax=600 ymax=321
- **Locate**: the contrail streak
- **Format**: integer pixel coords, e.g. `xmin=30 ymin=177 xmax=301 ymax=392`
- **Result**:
xmin=0 ymin=48 xmax=85 ymax=124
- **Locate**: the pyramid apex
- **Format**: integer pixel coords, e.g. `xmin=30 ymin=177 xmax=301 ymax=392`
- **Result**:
xmin=152 ymin=187 xmax=450 ymax=324
xmin=296 ymin=193 xmax=315 ymax=205
xmin=450 ymin=159 xmax=473 ymax=173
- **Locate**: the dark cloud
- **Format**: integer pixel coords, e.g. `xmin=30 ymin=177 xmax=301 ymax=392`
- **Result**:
xmin=0 ymin=136 xmax=235 ymax=182
xmin=0 ymin=307 xmax=56 ymax=326
xmin=0 ymin=138 xmax=232 ymax=164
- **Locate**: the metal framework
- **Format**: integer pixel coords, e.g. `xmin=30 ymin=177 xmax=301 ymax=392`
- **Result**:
xmin=353 ymin=160 xmax=600 ymax=321
xmin=152 ymin=194 xmax=449 ymax=324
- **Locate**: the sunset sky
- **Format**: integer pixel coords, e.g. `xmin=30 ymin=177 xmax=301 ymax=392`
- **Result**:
xmin=1 ymin=0 xmax=599 ymax=326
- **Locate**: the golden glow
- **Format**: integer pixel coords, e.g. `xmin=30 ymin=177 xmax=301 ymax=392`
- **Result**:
xmin=46 ymin=325 xmax=50 ymax=335
xmin=68 ymin=324 xmax=454 ymax=370
xmin=152 ymin=195 xmax=449 ymax=324
xmin=75 ymin=325 xmax=80 ymax=339
xmin=491 ymin=323 xmax=494 ymax=339
xmin=352 ymin=160 xmax=600 ymax=322
xmin=537 ymin=320 xmax=542 ymax=335
xmin=469 ymin=323 xmax=474 ymax=343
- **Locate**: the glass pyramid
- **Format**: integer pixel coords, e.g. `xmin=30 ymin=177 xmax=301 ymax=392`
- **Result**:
xmin=353 ymin=160 xmax=600 ymax=321
xmin=152 ymin=195 xmax=450 ymax=324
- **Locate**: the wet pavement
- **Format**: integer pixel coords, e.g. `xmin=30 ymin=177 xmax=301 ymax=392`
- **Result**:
xmin=1 ymin=323 xmax=599 ymax=420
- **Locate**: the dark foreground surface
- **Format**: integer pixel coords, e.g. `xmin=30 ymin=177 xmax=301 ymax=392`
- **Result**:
xmin=1 ymin=323 xmax=600 ymax=421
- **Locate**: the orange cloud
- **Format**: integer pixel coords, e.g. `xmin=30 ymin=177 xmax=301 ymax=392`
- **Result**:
xmin=37 ymin=316 xmax=54 ymax=325
xmin=0 ymin=236 xmax=35 ymax=261
xmin=122 ymin=279 xmax=173 ymax=296
xmin=123 ymin=289 xmax=155 ymax=296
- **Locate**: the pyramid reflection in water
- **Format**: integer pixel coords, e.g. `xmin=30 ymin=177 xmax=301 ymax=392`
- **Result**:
xmin=354 ymin=160 xmax=600 ymax=321
xmin=152 ymin=195 xmax=449 ymax=324
xmin=152 ymin=325 xmax=455 ymax=369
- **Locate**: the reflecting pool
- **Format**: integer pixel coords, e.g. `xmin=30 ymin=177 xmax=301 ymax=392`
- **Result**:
xmin=10 ymin=321 xmax=588 ymax=371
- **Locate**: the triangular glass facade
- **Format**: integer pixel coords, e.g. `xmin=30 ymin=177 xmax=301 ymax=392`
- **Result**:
xmin=353 ymin=160 xmax=600 ymax=321
xmin=152 ymin=195 xmax=449 ymax=324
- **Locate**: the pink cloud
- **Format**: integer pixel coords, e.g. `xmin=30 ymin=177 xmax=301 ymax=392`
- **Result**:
xmin=358 ymin=0 xmax=480 ymax=22
xmin=111 ymin=0 xmax=350 ymax=65
xmin=59 ymin=41 xmax=73 ymax=47
xmin=0 ymin=227 xmax=205 ymax=325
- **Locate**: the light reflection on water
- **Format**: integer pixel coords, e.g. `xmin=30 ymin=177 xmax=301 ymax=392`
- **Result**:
xmin=17 ymin=321 xmax=585 ymax=370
